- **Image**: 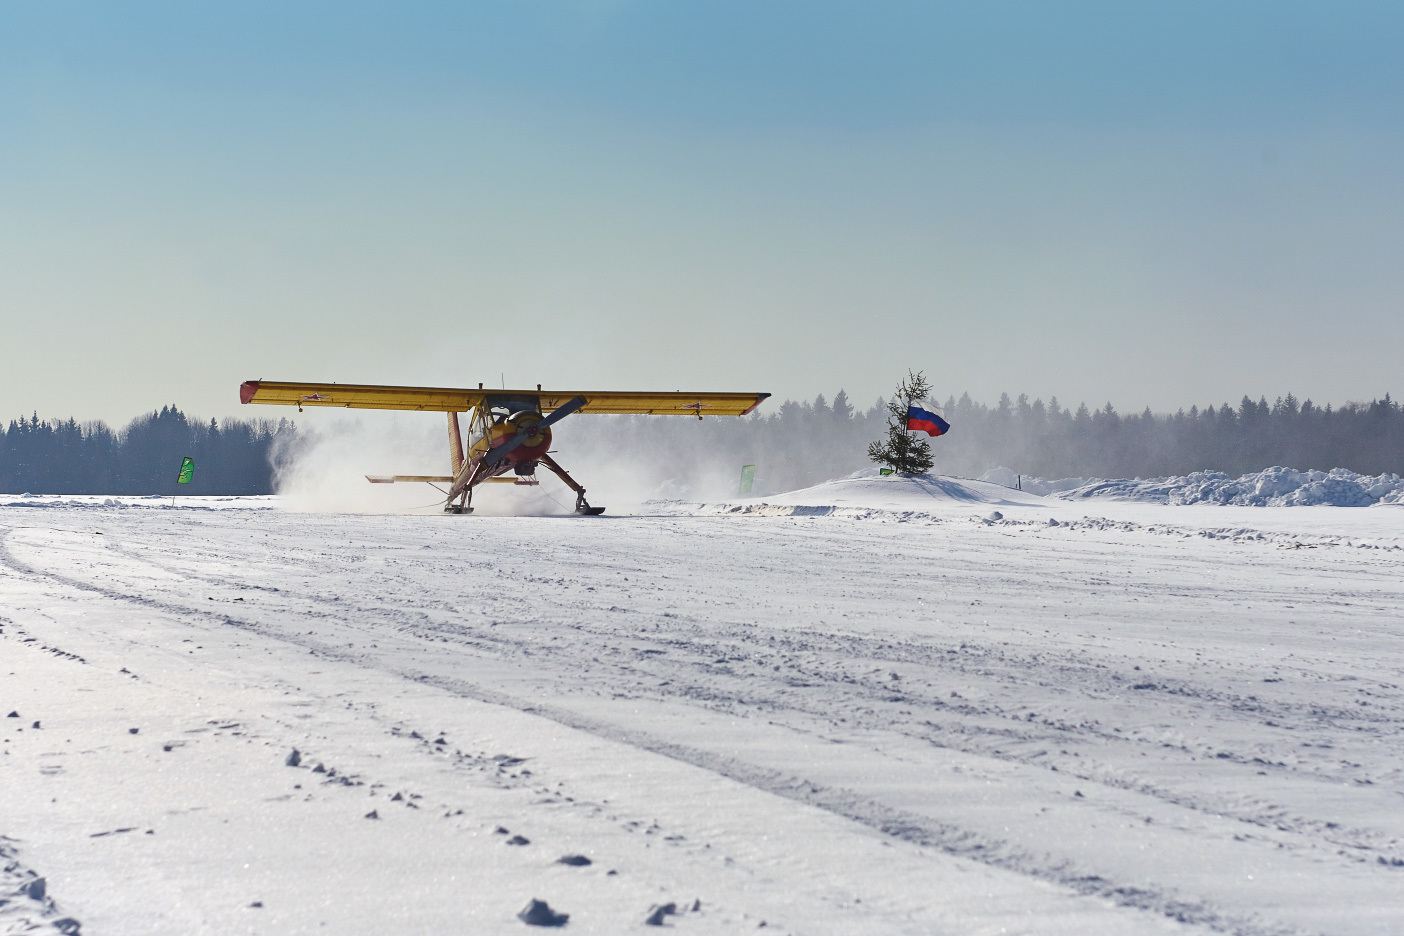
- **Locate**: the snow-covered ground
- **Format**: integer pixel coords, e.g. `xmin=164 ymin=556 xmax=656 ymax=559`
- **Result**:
xmin=2 ymin=475 xmax=1402 ymax=935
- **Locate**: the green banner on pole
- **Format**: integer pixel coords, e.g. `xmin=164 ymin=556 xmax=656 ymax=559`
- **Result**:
xmin=739 ymin=464 xmax=756 ymax=495
xmin=879 ymin=468 xmax=895 ymax=476
xmin=177 ymin=456 xmax=195 ymax=485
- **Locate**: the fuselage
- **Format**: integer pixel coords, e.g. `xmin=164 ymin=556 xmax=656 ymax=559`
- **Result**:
xmin=467 ymin=410 xmax=551 ymax=477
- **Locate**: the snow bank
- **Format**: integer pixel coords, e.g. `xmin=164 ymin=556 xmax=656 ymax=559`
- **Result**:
xmin=979 ymin=466 xmax=1404 ymax=507
xmin=663 ymin=470 xmax=1049 ymax=518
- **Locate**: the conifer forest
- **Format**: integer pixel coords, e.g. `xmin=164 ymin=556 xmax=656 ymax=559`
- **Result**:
xmin=2 ymin=391 xmax=1400 ymax=495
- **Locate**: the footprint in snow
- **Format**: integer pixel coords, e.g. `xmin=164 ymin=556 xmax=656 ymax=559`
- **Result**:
xmin=518 ymin=899 xmax=568 ymax=927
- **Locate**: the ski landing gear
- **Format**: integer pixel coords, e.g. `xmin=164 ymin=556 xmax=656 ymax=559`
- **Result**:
xmin=445 ymin=488 xmax=473 ymax=514
xmin=574 ymin=492 xmax=606 ymax=516
xmin=540 ymin=453 xmax=605 ymax=515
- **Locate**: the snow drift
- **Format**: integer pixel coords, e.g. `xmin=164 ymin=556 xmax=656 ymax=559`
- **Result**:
xmin=979 ymin=466 xmax=1404 ymax=507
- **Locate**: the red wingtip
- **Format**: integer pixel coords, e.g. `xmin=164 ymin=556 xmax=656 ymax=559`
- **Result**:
xmin=239 ymin=380 xmax=260 ymax=405
xmin=741 ymin=393 xmax=771 ymax=416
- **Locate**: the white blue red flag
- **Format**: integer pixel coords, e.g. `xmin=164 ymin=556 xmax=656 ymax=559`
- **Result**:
xmin=906 ymin=405 xmax=950 ymax=437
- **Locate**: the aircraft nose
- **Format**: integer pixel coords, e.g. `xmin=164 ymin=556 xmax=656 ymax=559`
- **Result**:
xmin=509 ymin=412 xmax=550 ymax=451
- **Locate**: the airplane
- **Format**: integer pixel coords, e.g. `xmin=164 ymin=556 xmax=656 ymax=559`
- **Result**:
xmin=240 ymin=380 xmax=770 ymax=515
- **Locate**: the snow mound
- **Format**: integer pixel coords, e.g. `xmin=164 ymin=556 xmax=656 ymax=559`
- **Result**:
xmin=979 ymin=466 xmax=1404 ymax=507
xmin=663 ymin=472 xmax=1049 ymax=518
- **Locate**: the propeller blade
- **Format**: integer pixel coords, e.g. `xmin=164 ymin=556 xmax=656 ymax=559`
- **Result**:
xmin=538 ymin=395 xmax=587 ymax=429
xmin=484 ymin=433 xmax=526 ymax=465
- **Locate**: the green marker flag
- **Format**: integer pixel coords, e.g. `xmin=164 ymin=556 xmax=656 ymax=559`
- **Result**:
xmin=177 ymin=457 xmax=195 ymax=485
xmin=879 ymin=468 xmax=895 ymax=476
xmin=739 ymin=464 xmax=756 ymax=495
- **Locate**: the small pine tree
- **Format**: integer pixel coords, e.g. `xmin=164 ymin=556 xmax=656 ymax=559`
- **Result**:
xmin=867 ymin=370 xmax=935 ymax=475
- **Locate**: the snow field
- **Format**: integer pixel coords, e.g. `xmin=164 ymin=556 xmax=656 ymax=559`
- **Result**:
xmin=2 ymin=477 xmax=1403 ymax=934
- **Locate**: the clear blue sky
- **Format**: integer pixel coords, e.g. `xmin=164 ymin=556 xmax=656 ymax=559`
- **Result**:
xmin=3 ymin=1 xmax=1401 ymax=424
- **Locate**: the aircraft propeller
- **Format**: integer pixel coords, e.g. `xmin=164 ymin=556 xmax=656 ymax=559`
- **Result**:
xmin=483 ymin=395 xmax=588 ymax=467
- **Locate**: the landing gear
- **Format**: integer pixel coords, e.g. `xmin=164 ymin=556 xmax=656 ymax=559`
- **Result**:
xmin=539 ymin=453 xmax=605 ymax=516
xmin=443 ymin=452 xmax=603 ymax=515
xmin=574 ymin=490 xmax=606 ymax=516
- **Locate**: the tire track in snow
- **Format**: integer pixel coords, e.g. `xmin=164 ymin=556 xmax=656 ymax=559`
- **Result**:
xmin=0 ymin=524 xmax=1314 ymax=936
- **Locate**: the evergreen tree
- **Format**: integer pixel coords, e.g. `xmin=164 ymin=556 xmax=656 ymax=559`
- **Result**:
xmin=831 ymin=389 xmax=853 ymax=419
xmin=867 ymin=370 xmax=935 ymax=475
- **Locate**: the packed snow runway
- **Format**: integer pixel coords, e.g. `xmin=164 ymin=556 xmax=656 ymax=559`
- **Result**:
xmin=2 ymin=478 xmax=1403 ymax=935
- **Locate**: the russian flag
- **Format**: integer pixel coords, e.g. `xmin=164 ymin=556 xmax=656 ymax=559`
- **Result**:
xmin=906 ymin=404 xmax=950 ymax=437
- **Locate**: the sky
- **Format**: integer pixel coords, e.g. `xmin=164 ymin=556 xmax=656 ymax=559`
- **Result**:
xmin=3 ymin=1 xmax=1402 ymax=427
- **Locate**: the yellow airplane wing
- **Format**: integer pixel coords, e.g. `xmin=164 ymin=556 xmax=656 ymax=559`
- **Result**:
xmin=240 ymin=381 xmax=481 ymax=411
xmin=538 ymin=391 xmax=770 ymax=416
xmin=240 ymin=381 xmax=769 ymax=416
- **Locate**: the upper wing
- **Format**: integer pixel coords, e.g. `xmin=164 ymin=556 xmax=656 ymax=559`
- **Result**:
xmin=240 ymin=381 xmax=770 ymax=416
xmin=240 ymin=381 xmax=483 ymax=411
xmin=538 ymin=391 xmax=770 ymax=416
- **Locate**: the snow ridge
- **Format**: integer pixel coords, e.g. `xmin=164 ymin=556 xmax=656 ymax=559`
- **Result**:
xmin=980 ymin=466 xmax=1404 ymax=507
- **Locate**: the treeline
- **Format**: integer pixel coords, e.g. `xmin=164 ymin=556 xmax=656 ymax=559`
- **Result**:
xmin=0 ymin=406 xmax=295 ymax=495
xmin=560 ymin=390 xmax=1404 ymax=496
xmin=932 ymin=392 xmax=1404 ymax=481
xmin=4 ymin=391 xmax=1401 ymax=496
